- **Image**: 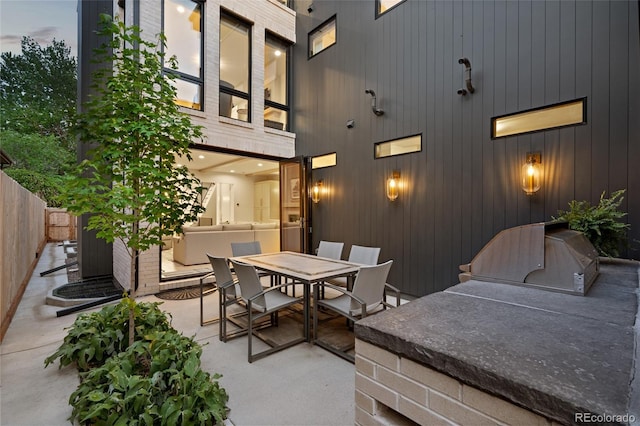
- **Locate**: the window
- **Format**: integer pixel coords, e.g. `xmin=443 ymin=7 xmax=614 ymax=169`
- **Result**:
xmin=309 ymin=16 xmax=336 ymax=58
xmin=163 ymin=0 xmax=203 ymax=110
xmin=374 ymin=134 xmax=422 ymax=159
xmin=376 ymin=0 xmax=406 ymax=17
xmin=491 ymin=98 xmax=586 ymax=139
xmin=264 ymin=33 xmax=291 ymax=131
xmin=220 ymin=12 xmax=251 ymax=122
xmin=311 ymin=153 xmax=337 ymax=169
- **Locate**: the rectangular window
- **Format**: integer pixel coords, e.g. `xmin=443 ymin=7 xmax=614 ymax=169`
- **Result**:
xmin=374 ymin=134 xmax=422 ymax=159
xmin=376 ymin=0 xmax=406 ymax=18
xmin=163 ymin=0 xmax=204 ymax=110
xmin=264 ymin=33 xmax=291 ymax=131
xmin=311 ymin=153 xmax=337 ymax=169
xmin=492 ymin=98 xmax=586 ymax=139
xmin=309 ymin=16 xmax=336 ymax=58
xmin=220 ymin=12 xmax=251 ymax=122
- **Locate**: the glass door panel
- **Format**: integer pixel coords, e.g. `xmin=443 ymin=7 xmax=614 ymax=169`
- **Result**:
xmin=280 ymin=157 xmax=308 ymax=253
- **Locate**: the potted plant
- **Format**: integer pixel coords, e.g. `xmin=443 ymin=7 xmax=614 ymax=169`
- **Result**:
xmin=554 ymin=189 xmax=630 ymax=257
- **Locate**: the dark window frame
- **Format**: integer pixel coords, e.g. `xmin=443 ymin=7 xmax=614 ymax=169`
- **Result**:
xmin=161 ymin=0 xmax=205 ymax=111
xmin=491 ymin=97 xmax=587 ymax=139
xmin=375 ymin=0 xmax=407 ymax=19
xmin=374 ymin=133 xmax=423 ymax=159
xmin=220 ymin=9 xmax=253 ymax=122
xmin=308 ymin=15 xmax=337 ymax=59
xmin=265 ymin=31 xmax=292 ymax=131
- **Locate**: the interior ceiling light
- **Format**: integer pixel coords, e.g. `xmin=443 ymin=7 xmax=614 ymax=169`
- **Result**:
xmin=198 ymin=155 xmax=205 ymax=159
xmin=274 ymin=50 xmax=282 ymax=57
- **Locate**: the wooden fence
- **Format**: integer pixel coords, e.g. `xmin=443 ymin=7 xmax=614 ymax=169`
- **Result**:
xmin=0 ymin=172 xmax=47 ymax=342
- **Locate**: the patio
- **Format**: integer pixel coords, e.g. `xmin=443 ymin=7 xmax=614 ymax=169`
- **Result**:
xmin=0 ymin=243 xmax=356 ymax=425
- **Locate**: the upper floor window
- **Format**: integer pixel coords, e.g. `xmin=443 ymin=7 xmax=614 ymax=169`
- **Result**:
xmin=376 ymin=0 xmax=406 ymax=18
xmin=264 ymin=33 xmax=291 ymax=131
xmin=163 ymin=0 xmax=203 ymax=110
xmin=220 ymin=12 xmax=251 ymax=122
xmin=308 ymin=16 xmax=336 ymax=58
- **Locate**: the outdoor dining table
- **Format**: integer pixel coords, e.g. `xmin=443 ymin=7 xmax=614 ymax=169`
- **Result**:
xmin=229 ymin=251 xmax=361 ymax=341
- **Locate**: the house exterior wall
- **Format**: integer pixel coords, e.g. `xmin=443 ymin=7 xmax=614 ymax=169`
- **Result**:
xmin=292 ymin=0 xmax=640 ymax=297
xmin=132 ymin=0 xmax=296 ymax=159
xmin=101 ymin=0 xmax=298 ymax=295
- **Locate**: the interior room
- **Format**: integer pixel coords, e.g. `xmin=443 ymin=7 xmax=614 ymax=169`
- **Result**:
xmin=161 ymin=148 xmax=281 ymax=280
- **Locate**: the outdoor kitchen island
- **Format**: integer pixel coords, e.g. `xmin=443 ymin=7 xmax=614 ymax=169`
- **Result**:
xmin=354 ymin=259 xmax=639 ymax=426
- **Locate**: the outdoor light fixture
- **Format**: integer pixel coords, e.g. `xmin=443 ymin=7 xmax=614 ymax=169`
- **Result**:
xmin=386 ymin=171 xmax=400 ymax=201
xmin=311 ymin=180 xmax=323 ymax=203
xmin=522 ymin=152 xmax=542 ymax=195
xmin=365 ymin=89 xmax=384 ymax=116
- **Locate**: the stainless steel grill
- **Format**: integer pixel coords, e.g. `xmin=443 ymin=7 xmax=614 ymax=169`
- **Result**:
xmin=459 ymin=222 xmax=599 ymax=295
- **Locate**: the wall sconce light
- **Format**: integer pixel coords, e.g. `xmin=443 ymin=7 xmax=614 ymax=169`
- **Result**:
xmin=522 ymin=152 xmax=542 ymax=195
xmin=311 ymin=180 xmax=323 ymax=203
xmin=386 ymin=171 xmax=400 ymax=201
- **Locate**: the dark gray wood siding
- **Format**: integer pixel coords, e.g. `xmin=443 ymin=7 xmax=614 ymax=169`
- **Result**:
xmin=77 ymin=0 xmax=114 ymax=278
xmin=293 ymin=0 xmax=640 ymax=297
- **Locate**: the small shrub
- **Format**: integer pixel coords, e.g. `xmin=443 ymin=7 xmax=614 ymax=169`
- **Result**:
xmin=554 ymin=189 xmax=630 ymax=257
xmin=45 ymin=297 xmax=173 ymax=371
xmin=68 ymin=330 xmax=229 ymax=425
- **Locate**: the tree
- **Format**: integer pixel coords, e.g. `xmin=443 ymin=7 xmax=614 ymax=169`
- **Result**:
xmin=0 ymin=37 xmax=77 ymax=206
xmin=0 ymin=37 xmax=77 ymax=148
xmin=58 ymin=15 xmax=204 ymax=344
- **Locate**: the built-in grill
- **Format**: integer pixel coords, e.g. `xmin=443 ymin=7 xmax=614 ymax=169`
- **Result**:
xmin=459 ymin=222 xmax=599 ymax=295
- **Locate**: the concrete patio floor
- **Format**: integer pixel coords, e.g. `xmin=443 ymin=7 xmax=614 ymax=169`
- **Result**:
xmin=1 ymin=243 xmax=356 ymax=425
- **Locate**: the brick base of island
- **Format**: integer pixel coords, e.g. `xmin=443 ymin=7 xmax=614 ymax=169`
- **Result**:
xmin=354 ymin=260 xmax=639 ymax=426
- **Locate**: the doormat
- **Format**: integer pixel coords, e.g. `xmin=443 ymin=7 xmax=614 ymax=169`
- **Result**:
xmin=155 ymin=285 xmax=216 ymax=301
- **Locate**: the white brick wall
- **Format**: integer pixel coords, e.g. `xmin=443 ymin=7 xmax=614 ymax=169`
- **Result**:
xmin=113 ymin=0 xmax=297 ymax=294
xmin=355 ymin=339 xmax=553 ymax=426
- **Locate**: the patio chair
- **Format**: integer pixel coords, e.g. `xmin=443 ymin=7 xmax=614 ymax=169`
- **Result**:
xmin=230 ymin=260 xmax=305 ymax=362
xmin=199 ymin=254 xmax=247 ymax=342
xmin=231 ymin=240 xmax=263 ymax=256
xmin=327 ymin=245 xmax=381 ymax=290
xmin=316 ymin=240 xmax=344 ymax=260
xmin=231 ymin=240 xmax=274 ymax=283
xmin=313 ymin=260 xmax=399 ymax=362
xmin=316 ymin=240 xmax=345 ymax=299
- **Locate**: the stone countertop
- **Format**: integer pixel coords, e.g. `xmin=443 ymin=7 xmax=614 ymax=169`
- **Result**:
xmin=355 ymin=260 xmax=639 ymax=425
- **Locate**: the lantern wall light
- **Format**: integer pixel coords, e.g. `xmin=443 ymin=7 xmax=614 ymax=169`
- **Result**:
xmin=311 ymin=180 xmax=323 ymax=203
xmin=522 ymin=152 xmax=542 ymax=195
xmin=386 ymin=171 xmax=400 ymax=201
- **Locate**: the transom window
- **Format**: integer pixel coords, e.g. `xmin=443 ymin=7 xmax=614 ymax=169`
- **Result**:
xmin=163 ymin=0 xmax=204 ymax=110
xmin=374 ymin=134 xmax=422 ymax=159
xmin=376 ymin=0 xmax=406 ymax=18
xmin=264 ymin=33 xmax=291 ymax=131
xmin=491 ymin=98 xmax=586 ymax=139
xmin=220 ymin=12 xmax=251 ymax=122
xmin=309 ymin=16 xmax=336 ymax=58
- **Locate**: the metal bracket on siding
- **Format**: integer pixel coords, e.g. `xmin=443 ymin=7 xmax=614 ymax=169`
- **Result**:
xmin=457 ymin=58 xmax=475 ymax=96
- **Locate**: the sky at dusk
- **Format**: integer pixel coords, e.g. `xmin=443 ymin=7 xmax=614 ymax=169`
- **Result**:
xmin=0 ymin=0 xmax=78 ymax=56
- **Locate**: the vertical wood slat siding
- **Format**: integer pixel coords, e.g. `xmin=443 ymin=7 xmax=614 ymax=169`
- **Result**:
xmin=294 ymin=0 xmax=640 ymax=297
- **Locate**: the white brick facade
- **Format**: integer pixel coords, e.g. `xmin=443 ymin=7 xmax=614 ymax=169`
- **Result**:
xmin=354 ymin=339 xmax=559 ymax=426
xmin=114 ymin=0 xmax=296 ymax=295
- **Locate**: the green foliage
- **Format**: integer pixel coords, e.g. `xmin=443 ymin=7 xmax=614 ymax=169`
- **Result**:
xmin=1 ymin=130 xmax=74 ymax=174
xmin=0 ymin=37 xmax=77 ymax=148
xmin=44 ymin=297 xmax=173 ymax=371
xmin=45 ymin=298 xmax=229 ymax=425
xmin=58 ymin=14 xmax=204 ymax=256
xmin=554 ymin=189 xmax=630 ymax=257
xmin=3 ymin=168 xmax=65 ymax=207
xmin=68 ymin=331 xmax=228 ymax=425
